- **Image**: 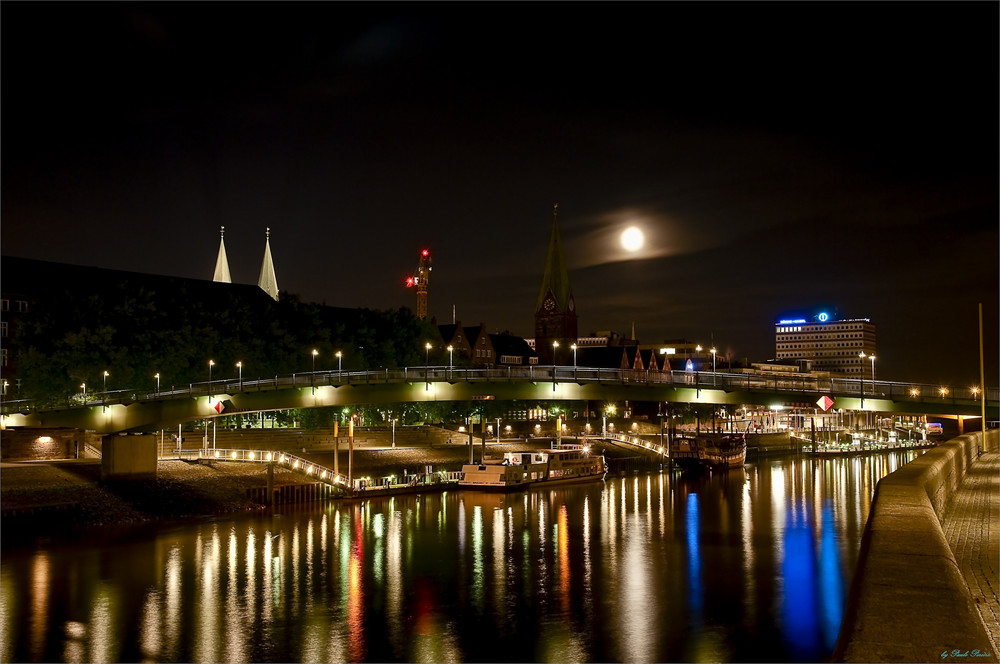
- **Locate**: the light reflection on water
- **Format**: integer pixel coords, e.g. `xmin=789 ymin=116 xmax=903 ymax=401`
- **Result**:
xmin=0 ymin=450 xmax=926 ymax=663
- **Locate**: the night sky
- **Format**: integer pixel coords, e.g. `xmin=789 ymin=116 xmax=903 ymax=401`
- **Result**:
xmin=3 ymin=4 xmax=997 ymax=388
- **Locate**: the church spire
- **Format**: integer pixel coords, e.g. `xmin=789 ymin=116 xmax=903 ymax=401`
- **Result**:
xmin=213 ymin=226 xmax=232 ymax=283
xmin=535 ymin=203 xmax=574 ymax=313
xmin=534 ymin=204 xmax=577 ymax=364
xmin=258 ymin=227 xmax=279 ymax=301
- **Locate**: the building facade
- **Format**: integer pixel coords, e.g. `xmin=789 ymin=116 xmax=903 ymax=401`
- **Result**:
xmin=774 ymin=311 xmax=877 ymax=376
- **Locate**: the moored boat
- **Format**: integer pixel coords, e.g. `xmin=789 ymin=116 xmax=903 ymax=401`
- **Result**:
xmin=670 ymin=433 xmax=747 ymax=469
xmin=459 ymin=443 xmax=606 ymax=491
xmin=702 ymin=433 xmax=747 ymax=468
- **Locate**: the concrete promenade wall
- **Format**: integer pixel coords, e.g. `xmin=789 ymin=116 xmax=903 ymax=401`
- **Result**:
xmin=833 ymin=430 xmax=999 ymax=663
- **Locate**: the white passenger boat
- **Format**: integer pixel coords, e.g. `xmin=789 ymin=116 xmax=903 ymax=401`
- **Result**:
xmin=459 ymin=443 xmax=606 ymax=491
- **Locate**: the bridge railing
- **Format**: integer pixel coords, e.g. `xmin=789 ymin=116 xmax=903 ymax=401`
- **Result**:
xmin=4 ymin=365 xmax=997 ymax=415
xmin=599 ymin=432 xmax=668 ymax=457
xmin=176 ymin=447 xmax=352 ymax=489
xmin=174 ymin=447 xmax=464 ymax=495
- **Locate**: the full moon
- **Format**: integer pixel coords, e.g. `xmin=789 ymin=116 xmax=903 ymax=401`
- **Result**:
xmin=620 ymin=226 xmax=645 ymax=252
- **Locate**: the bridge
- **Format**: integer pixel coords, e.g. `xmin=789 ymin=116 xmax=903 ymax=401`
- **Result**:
xmin=2 ymin=366 xmax=995 ymax=434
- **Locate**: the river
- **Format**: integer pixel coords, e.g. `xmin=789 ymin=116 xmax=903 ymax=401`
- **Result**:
xmin=0 ymin=450 xmax=924 ymax=663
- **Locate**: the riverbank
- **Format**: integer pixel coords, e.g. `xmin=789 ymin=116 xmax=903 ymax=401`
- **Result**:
xmin=0 ymin=440 xmax=565 ymax=540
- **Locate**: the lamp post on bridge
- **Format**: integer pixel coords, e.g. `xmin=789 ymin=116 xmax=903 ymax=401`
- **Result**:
xmin=236 ymin=362 xmax=242 ymax=392
xmin=858 ymin=351 xmax=866 ymax=410
xmin=81 ymin=382 xmax=87 ymax=405
xmin=155 ymin=373 xmax=160 ymax=396
xmin=571 ymin=343 xmax=578 ymax=379
xmin=311 ymin=349 xmax=318 ymax=394
xmin=209 ymin=360 xmax=214 ymax=399
xmin=552 ymin=340 xmax=559 ymax=392
xmin=711 ymin=347 xmax=717 ymax=386
xmin=336 ymin=351 xmax=342 ymax=382
xmin=448 ymin=345 xmax=454 ymax=380
xmin=425 ymin=342 xmax=432 ymax=391
xmin=869 ymin=354 xmax=876 ymax=395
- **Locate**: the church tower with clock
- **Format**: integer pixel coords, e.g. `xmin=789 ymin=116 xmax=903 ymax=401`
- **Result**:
xmin=535 ymin=204 xmax=578 ymax=364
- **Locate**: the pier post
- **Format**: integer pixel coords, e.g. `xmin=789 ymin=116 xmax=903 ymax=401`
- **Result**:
xmin=468 ymin=416 xmax=474 ymax=464
xmin=267 ymin=462 xmax=274 ymax=508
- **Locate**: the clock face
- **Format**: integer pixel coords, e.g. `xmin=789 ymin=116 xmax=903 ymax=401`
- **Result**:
xmin=544 ymin=297 xmax=556 ymax=313
xmin=568 ymin=297 xmax=575 ymax=312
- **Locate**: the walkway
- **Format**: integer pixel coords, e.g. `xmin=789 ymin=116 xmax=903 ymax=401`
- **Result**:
xmin=942 ymin=451 xmax=999 ymax=655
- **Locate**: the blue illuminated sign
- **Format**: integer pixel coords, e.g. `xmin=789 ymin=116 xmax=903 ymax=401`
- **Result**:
xmin=817 ymin=312 xmax=830 ymax=322
xmin=778 ymin=319 xmax=806 ymax=325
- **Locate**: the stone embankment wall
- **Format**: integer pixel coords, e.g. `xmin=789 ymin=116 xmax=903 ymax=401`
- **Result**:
xmin=0 ymin=427 xmax=103 ymax=461
xmin=833 ymin=430 xmax=999 ymax=663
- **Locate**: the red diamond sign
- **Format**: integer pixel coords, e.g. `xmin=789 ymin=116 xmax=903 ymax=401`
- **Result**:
xmin=816 ymin=395 xmax=835 ymax=412
xmin=213 ymin=400 xmax=225 ymax=414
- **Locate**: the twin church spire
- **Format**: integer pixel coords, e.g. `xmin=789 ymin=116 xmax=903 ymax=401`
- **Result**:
xmin=212 ymin=226 xmax=279 ymax=301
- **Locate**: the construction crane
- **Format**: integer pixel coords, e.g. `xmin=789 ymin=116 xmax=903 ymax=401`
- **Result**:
xmin=405 ymin=249 xmax=432 ymax=320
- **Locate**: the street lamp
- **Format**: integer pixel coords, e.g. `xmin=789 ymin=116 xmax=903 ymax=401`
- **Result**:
xmin=552 ymin=340 xmax=560 ymax=391
xmin=869 ymin=354 xmax=876 ymax=392
xmin=447 ymin=345 xmax=454 ymax=379
xmin=425 ymin=342 xmax=432 ymax=390
xmin=311 ymin=349 xmax=318 ymax=393
xmin=236 ymin=362 xmax=242 ymax=392
xmin=81 ymin=382 xmax=87 ymax=404
xmin=710 ymin=347 xmax=717 ymax=385
xmin=858 ymin=351 xmax=866 ymax=407
xmin=209 ymin=360 xmax=214 ymax=398
xmin=154 ymin=373 xmax=160 ymax=395
xmin=571 ymin=343 xmax=578 ymax=375
xmin=103 ymin=370 xmax=109 ymax=393
xmin=603 ymin=404 xmax=616 ymax=438
xmin=336 ymin=351 xmax=342 ymax=381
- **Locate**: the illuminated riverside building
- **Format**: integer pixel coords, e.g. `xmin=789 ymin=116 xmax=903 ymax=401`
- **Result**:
xmin=774 ymin=311 xmax=876 ymax=376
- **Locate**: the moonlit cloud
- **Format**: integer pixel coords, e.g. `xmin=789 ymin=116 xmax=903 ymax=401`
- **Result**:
xmin=563 ymin=206 xmax=719 ymax=269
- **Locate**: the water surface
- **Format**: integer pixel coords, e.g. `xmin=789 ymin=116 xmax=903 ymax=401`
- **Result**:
xmin=0 ymin=451 xmax=923 ymax=663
